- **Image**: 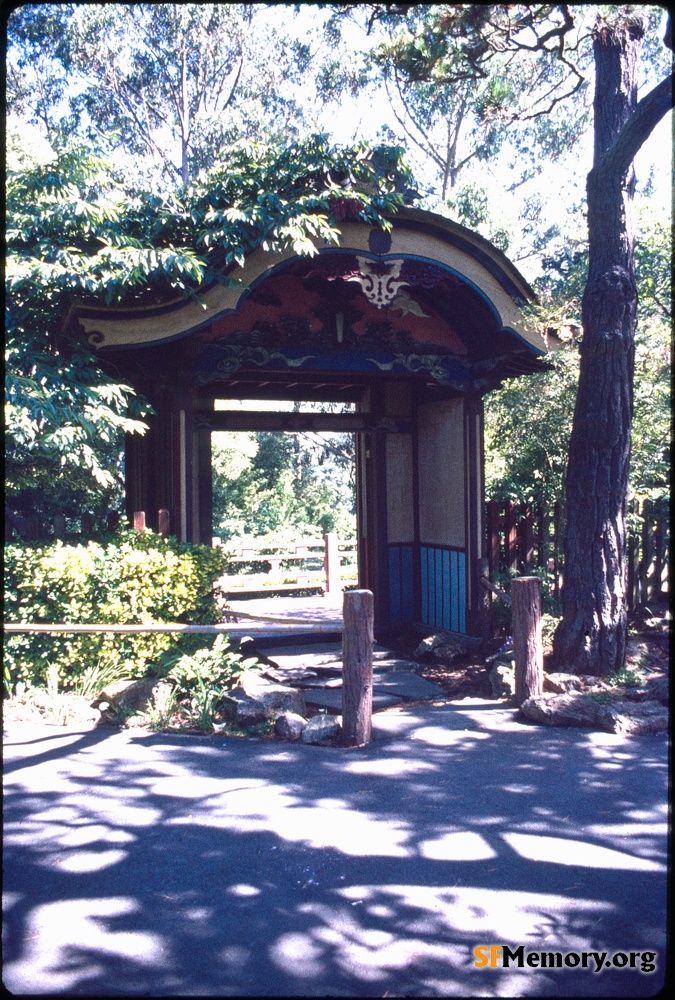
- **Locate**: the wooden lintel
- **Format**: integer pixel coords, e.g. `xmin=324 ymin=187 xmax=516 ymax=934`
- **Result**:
xmin=197 ymin=412 xmax=413 ymax=434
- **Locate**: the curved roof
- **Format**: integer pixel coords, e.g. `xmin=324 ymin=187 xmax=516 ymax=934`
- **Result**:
xmin=73 ymin=207 xmax=546 ymax=357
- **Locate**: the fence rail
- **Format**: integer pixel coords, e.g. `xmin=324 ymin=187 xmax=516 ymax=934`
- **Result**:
xmin=486 ymin=497 xmax=670 ymax=610
xmin=217 ymin=534 xmax=357 ymax=596
xmin=6 ymin=499 xmax=669 ymax=611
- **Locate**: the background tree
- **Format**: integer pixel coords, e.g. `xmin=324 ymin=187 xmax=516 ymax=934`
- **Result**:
xmin=7 ymin=3 xmax=314 ymax=187
xmin=330 ymin=3 xmax=672 ymax=674
xmin=212 ymin=428 xmax=356 ymax=542
xmin=554 ymin=11 xmax=672 ymax=674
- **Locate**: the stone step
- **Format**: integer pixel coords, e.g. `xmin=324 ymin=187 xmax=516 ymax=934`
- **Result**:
xmin=304 ymin=689 xmax=402 ymax=713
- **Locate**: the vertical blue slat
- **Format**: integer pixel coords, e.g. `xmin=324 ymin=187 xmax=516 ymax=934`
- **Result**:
xmin=459 ymin=551 xmax=466 ymax=633
xmin=420 ymin=547 xmax=428 ymax=624
xmin=389 ymin=546 xmax=401 ymax=623
xmin=429 ymin=547 xmax=436 ymax=626
xmin=434 ymin=549 xmax=443 ymax=628
xmin=450 ymin=550 xmax=458 ymax=632
xmin=402 ymin=545 xmax=413 ymax=621
xmin=442 ymin=549 xmax=451 ymax=630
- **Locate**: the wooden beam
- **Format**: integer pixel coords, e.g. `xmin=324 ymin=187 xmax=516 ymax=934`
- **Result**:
xmin=199 ymin=411 xmax=413 ymax=433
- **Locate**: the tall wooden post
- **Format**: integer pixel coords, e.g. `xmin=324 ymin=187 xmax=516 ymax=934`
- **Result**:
xmin=512 ymin=576 xmax=543 ymax=706
xmin=342 ymin=589 xmax=374 ymax=747
xmin=476 ymin=556 xmax=492 ymax=640
xmin=158 ymin=508 xmax=170 ymax=537
xmin=324 ymin=532 xmax=341 ymax=603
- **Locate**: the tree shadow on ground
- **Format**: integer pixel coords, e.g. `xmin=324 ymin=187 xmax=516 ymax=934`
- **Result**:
xmin=3 ymin=707 xmax=668 ymax=997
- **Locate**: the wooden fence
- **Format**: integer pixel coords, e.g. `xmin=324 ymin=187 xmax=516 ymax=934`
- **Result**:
xmin=6 ymin=500 xmax=669 ymax=610
xmin=486 ymin=497 xmax=670 ymax=610
xmin=216 ymin=534 xmax=358 ymax=596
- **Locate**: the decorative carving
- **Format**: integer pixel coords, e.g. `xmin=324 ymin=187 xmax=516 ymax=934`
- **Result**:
xmin=196 ymin=337 xmax=499 ymax=393
xmin=347 ymin=257 xmax=408 ymax=308
xmin=399 ymin=259 xmax=449 ymax=289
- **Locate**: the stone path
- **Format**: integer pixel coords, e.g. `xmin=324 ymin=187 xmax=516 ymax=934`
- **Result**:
xmin=261 ymin=641 xmax=446 ymax=712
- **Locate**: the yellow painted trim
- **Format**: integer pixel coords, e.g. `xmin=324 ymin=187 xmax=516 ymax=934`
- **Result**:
xmin=76 ymin=209 xmax=545 ymax=353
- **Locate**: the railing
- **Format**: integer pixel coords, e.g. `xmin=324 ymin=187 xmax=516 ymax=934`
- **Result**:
xmin=486 ymin=497 xmax=669 ymax=610
xmin=217 ymin=533 xmax=357 ymax=597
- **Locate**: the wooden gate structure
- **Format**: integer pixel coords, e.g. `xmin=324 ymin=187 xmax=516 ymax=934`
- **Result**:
xmin=68 ymin=207 xmax=550 ymax=636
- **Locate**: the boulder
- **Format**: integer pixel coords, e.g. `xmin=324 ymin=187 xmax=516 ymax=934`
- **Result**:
xmin=489 ymin=663 xmax=515 ymax=698
xmin=222 ymin=675 xmax=306 ymax=724
xmin=301 ymin=714 xmax=342 ymax=745
xmin=597 ymin=699 xmax=668 ymax=735
xmin=520 ymin=691 xmax=668 ymax=735
xmin=543 ymin=672 xmax=584 ymax=694
xmin=275 ymin=712 xmax=308 ymax=741
xmin=414 ymin=634 xmax=467 ymax=664
xmin=520 ymin=691 xmax=602 ymax=728
xmin=92 ymin=678 xmax=174 ymax=715
xmin=622 ymin=676 xmax=668 ymax=705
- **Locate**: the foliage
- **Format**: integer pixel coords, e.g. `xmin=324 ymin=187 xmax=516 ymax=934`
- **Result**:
xmin=485 ymin=208 xmax=671 ymax=511
xmin=5 ymin=129 xmax=415 ymax=519
xmin=3 ymin=530 xmax=226 ymax=693
xmin=212 ymin=429 xmax=357 ymax=541
xmin=7 ymin=3 xmax=314 ymax=187
xmin=160 ymin=635 xmax=261 ymax=733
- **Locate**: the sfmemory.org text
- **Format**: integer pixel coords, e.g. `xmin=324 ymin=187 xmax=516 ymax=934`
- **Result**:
xmin=473 ymin=945 xmax=657 ymax=974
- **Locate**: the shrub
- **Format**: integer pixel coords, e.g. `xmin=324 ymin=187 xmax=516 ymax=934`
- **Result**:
xmin=3 ymin=529 xmax=227 ymax=693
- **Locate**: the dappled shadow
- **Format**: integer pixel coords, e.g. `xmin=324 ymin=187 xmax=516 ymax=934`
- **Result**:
xmin=3 ymin=708 xmax=668 ymax=997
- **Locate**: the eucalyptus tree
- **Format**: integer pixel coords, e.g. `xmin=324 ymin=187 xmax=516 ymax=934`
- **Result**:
xmin=7 ymin=3 xmax=313 ymax=186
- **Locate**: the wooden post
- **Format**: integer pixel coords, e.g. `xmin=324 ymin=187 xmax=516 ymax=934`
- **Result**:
xmin=81 ymin=512 xmax=94 ymax=538
xmin=487 ymin=500 xmax=500 ymax=576
xmin=53 ymin=513 xmax=66 ymax=542
xmin=523 ymin=504 xmax=534 ymax=571
xmin=342 ymin=589 xmax=374 ymax=747
xmin=133 ymin=510 xmax=146 ymax=532
xmin=158 ymin=508 xmax=170 ymax=537
xmin=512 ymin=576 xmax=543 ymax=706
xmin=641 ymin=499 xmax=653 ymax=603
xmin=25 ymin=515 xmax=39 ymax=541
xmin=476 ymin=556 xmax=492 ymax=640
xmin=324 ymin=532 xmax=341 ymax=601
xmin=505 ymin=500 xmax=518 ymax=573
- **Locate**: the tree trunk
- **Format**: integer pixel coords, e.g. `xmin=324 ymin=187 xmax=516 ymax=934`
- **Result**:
xmin=554 ymin=14 xmax=670 ymax=675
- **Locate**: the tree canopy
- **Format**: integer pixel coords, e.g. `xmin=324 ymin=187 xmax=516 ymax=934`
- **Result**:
xmin=5 ymin=123 xmax=415 ymax=520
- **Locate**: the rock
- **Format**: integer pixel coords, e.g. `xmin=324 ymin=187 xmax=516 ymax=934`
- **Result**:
xmin=274 ymin=712 xmax=307 ymax=741
xmin=629 ymin=676 xmax=669 ymax=705
xmin=543 ymin=672 xmax=584 ymax=694
xmin=92 ymin=678 xmax=173 ymax=715
xmin=520 ymin=691 xmax=605 ymax=729
xmin=414 ymin=634 xmax=467 ymax=664
xmin=520 ymin=691 xmax=668 ymax=735
xmin=301 ymin=714 xmax=342 ymax=744
xmin=222 ymin=676 xmax=306 ymax=724
xmin=597 ymin=699 xmax=669 ymax=735
xmin=646 ymin=676 xmax=668 ymax=704
xmin=489 ymin=663 xmax=515 ymax=698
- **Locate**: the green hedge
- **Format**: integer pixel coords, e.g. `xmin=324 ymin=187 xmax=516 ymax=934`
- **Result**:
xmin=4 ymin=530 xmax=227 ymax=692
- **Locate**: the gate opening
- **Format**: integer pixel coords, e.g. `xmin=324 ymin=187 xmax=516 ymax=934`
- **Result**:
xmin=211 ymin=397 xmax=359 ymax=609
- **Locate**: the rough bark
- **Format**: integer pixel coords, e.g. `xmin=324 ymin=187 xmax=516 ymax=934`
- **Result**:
xmin=554 ymin=15 xmax=673 ymax=675
xmin=512 ymin=576 xmax=543 ymax=705
xmin=342 ymin=589 xmax=374 ymax=746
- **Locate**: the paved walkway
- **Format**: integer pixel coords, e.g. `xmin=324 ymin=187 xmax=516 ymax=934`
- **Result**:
xmin=3 ymin=701 xmax=667 ymax=997
xmin=223 ymin=595 xmax=345 ymax=641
